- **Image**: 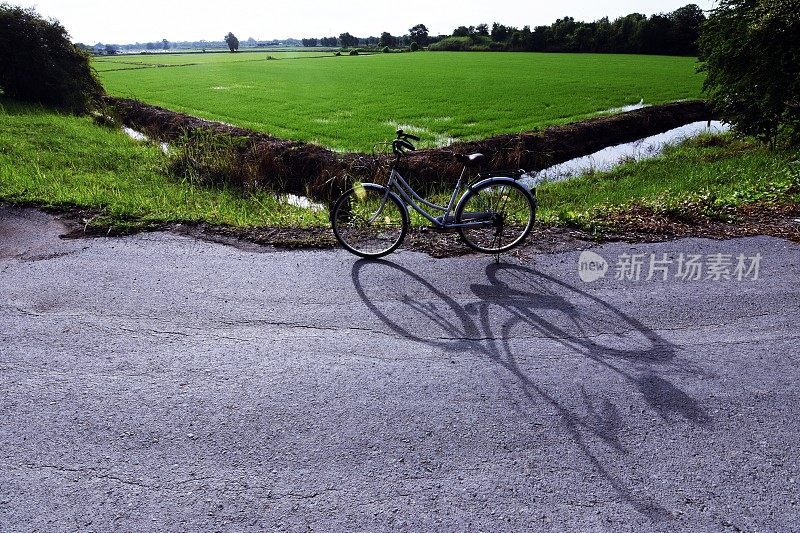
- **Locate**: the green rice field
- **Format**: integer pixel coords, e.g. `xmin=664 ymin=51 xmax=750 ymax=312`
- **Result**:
xmin=92 ymin=50 xmax=336 ymax=71
xmin=96 ymin=51 xmax=704 ymax=152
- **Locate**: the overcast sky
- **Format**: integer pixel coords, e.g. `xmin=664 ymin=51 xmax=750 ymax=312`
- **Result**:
xmin=17 ymin=0 xmax=717 ymax=44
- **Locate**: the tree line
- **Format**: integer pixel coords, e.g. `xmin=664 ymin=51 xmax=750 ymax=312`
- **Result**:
xmin=301 ymin=24 xmax=431 ymax=49
xmin=443 ymin=4 xmax=705 ymax=55
xmin=300 ymin=6 xmax=705 ymax=56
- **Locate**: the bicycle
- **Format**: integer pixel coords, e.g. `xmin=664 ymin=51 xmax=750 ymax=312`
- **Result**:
xmin=330 ymin=129 xmax=538 ymax=258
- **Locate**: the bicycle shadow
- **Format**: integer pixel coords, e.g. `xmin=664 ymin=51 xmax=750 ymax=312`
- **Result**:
xmin=351 ymin=258 xmax=712 ymax=519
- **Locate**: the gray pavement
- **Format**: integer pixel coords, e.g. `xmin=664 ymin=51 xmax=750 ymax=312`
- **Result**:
xmin=0 ymin=206 xmax=798 ymax=531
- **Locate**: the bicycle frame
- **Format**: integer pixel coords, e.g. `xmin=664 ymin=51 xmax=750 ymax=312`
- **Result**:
xmin=383 ymin=165 xmax=493 ymax=229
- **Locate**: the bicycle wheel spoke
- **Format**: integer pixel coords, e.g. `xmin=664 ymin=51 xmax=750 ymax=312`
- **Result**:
xmin=332 ymin=185 xmax=407 ymax=258
xmin=457 ymin=181 xmax=535 ymax=254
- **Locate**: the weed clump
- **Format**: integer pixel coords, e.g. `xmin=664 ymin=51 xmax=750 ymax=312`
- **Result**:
xmin=167 ymin=130 xmax=258 ymax=189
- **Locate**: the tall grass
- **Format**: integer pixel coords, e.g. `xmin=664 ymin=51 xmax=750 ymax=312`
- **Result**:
xmin=536 ymin=134 xmax=800 ymax=223
xmin=0 ymin=99 xmax=327 ymax=228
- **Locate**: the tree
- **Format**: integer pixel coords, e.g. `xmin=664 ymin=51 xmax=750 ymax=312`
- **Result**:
xmin=339 ymin=32 xmax=358 ymax=48
xmin=409 ymin=23 xmax=429 ymax=46
xmin=571 ymin=25 xmax=595 ymax=52
xmin=379 ymin=32 xmax=397 ymax=48
xmin=452 ymin=26 xmax=471 ymax=37
xmin=549 ymin=17 xmax=578 ymax=51
xmin=592 ymin=17 xmax=611 ymax=52
xmin=409 ymin=41 xmax=419 ymax=52
xmin=641 ymin=14 xmax=673 ymax=54
xmin=162 ymin=38 xmax=170 ymax=50
xmin=301 ymin=37 xmax=318 ymax=47
xmin=224 ymin=32 xmax=239 ymax=52
xmin=0 ymin=4 xmax=103 ymax=113
xmin=699 ymin=0 xmax=800 ymax=144
xmin=491 ymin=23 xmax=515 ymax=42
xmin=670 ymin=4 xmax=705 ymax=55
xmin=609 ymin=13 xmax=646 ymax=53
xmin=475 ymin=23 xmax=489 ymax=36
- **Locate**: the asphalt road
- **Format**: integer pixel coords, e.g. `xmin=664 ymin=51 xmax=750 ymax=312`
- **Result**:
xmin=1 ymin=206 xmax=798 ymax=532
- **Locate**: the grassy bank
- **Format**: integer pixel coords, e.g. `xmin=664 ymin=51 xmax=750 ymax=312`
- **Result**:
xmin=536 ymin=134 xmax=800 ymax=229
xmin=0 ymin=99 xmax=327 ymax=229
xmin=1 ymin=99 xmax=797 ymax=238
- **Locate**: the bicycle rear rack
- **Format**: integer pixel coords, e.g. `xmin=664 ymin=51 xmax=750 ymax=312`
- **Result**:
xmin=475 ymin=169 xmax=528 ymax=179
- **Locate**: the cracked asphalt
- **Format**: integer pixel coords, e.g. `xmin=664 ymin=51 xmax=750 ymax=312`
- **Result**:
xmin=1 ymin=206 xmax=799 ymax=532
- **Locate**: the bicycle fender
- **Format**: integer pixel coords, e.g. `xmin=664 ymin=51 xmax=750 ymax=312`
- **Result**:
xmin=465 ymin=176 xmax=519 ymax=191
xmin=469 ymin=176 xmax=535 ymax=197
xmin=455 ymin=177 xmax=536 ymax=218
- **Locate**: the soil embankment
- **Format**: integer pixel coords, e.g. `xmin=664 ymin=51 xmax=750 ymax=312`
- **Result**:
xmin=105 ymin=96 xmax=716 ymax=200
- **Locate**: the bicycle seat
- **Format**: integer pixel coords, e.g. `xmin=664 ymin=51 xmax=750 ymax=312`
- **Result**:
xmin=455 ymin=153 xmax=486 ymax=167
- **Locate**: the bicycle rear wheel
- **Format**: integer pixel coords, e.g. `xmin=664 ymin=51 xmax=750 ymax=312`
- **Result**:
xmin=455 ymin=180 xmax=536 ymax=254
xmin=331 ymin=183 xmax=409 ymax=258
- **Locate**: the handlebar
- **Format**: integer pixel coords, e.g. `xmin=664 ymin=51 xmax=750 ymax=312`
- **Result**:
xmin=396 ymin=129 xmax=420 ymax=142
xmin=396 ymin=139 xmax=416 ymax=151
xmin=392 ymin=129 xmax=418 ymax=156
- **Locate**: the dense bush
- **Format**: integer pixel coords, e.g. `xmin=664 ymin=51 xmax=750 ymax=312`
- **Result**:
xmin=428 ymin=36 xmax=492 ymax=51
xmin=0 ymin=4 xmax=103 ymax=113
xmin=409 ymin=41 xmax=419 ymax=52
xmin=699 ymin=0 xmax=800 ymax=144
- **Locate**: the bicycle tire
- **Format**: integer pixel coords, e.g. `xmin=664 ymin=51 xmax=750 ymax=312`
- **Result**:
xmin=331 ymin=183 xmax=409 ymax=258
xmin=455 ymin=179 xmax=536 ymax=254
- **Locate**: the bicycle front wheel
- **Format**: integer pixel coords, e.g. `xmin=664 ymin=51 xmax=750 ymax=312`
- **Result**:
xmin=331 ymin=183 xmax=409 ymax=258
xmin=455 ymin=180 xmax=536 ymax=254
